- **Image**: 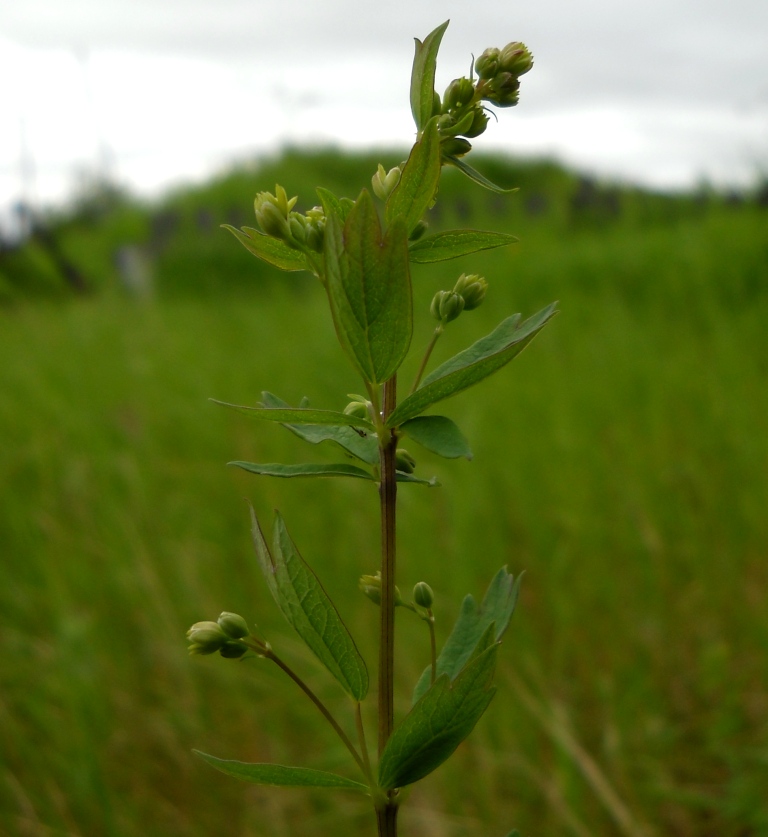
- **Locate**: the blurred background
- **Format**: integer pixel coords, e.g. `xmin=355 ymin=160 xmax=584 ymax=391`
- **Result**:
xmin=1 ymin=1 xmax=767 ymax=836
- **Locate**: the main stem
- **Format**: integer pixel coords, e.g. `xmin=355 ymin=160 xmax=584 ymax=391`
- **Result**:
xmin=377 ymin=374 xmax=399 ymax=836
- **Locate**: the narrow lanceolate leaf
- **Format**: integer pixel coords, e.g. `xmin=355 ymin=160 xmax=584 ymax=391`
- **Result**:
xmin=387 ymin=302 xmax=558 ymax=427
xmin=378 ymin=644 xmax=498 ymax=790
xmin=413 ymin=567 xmax=522 ymax=704
xmin=410 ymin=20 xmax=450 ymax=131
xmin=250 ymin=509 xmax=369 ymax=701
xmin=258 ymin=391 xmax=378 ymax=465
xmin=386 ymin=117 xmax=441 ymax=234
xmin=223 ymin=225 xmax=309 ymax=272
xmin=212 ymin=399 xmax=375 ymax=433
xmin=409 ymin=229 xmax=518 ymax=264
xmin=315 ymin=187 xmax=348 ymax=222
xmin=231 ymin=462 xmax=375 ymax=481
xmin=194 ymin=752 xmax=368 ymax=794
xmin=442 ymin=156 xmax=518 ymax=194
xmin=324 ymin=191 xmax=412 ymax=385
xmin=400 ymin=415 xmax=473 ymax=460
xmin=396 ymin=472 xmax=440 ymax=487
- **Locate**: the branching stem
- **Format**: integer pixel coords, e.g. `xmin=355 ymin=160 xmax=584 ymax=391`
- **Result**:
xmin=410 ymin=326 xmax=443 ymax=394
xmin=256 ymin=644 xmax=366 ymax=777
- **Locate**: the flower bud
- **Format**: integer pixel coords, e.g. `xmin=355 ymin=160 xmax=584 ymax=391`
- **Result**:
xmin=254 ymin=197 xmax=291 ymax=240
xmin=413 ymin=582 xmax=434 ymax=609
xmin=453 ymin=273 xmax=488 ymax=310
xmin=217 ymin=612 xmax=249 ymax=640
xmin=395 ymin=448 xmax=416 ymax=474
xmin=499 ymin=42 xmax=534 ymax=76
xmin=480 ymin=73 xmax=521 ymax=107
xmin=343 ymin=399 xmax=370 ymax=420
xmin=474 ymin=47 xmax=500 ymax=80
xmin=431 ymin=89 xmax=442 ymax=117
xmin=463 ymin=107 xmax=490 ymax=138
xmin=430 ymin=289 xmax=465 ymax=323
xmin=409 ymin=220 xmax=428 ymax=241
xmin=187 ymin=621 xmax=228 ymax=655
xmin=440 ymin=137 xmax=473 ymax=158
xmin=219 ymin=641 xmax=248 ymax=659
xmin=372 ymin=164 xmax=402 ymax=202
xmin=359 ymin=572 xmax=403 ymax=607
xmin=443 ymin=77 xmax=475 ymax=112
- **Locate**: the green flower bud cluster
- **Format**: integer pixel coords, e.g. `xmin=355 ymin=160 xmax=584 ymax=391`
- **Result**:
xmin=360 ymin=572 xmax=403 ymax=607
xmin=254 ymin=185 xmax=326 ymax=253
xmin=474 ymin=42 xmax=534 ymax=108
xmin=430 ymin=274 xmax=488 ymax=324
xmin=431 ymin=41 xmax=532 ymax=159
xmin=187 ymin=612 xmax=249 ymax=658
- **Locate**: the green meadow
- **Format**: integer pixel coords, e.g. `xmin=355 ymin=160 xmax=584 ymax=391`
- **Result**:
xmin=1 ymin=151 xmax=767 ymax=836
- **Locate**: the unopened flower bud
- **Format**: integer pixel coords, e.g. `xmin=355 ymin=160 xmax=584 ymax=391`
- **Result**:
xmin=372 ymin=164 xmax=402 ymax=202
xmin=440 ymin=137 xmax=473 ymax=158
xmin=463 ymin=107 xmax=490 ymax=138
xmin=413 ymin=582 xmax=434 ymax=609
xmin=360 ymin=572 xmax=403 ymax=607
xmin=288 ymin=214 xmax=308 ymax=246
xmin=187 ymin=620 xmax=228 ymax=655
xmin=499 ymin=42 xmax=534 ymax=76
xmin=254 ymin=197 xmax=291 ymax=240
xmin=443 ymin=77 xmax=475 ymax=112
xmin=453 ymin=273 xmax=488 ymax=310
xmin=430 ymin=289 xmax=465 ymax=323
xmin=395 ymin=448 xmax=416 ymax=474
xmin=217 ymin=612 xmax=249 ymax=640
xmin=474 ymin=47 xmax=500 ymax=80
xmin=480 ymin=72 xmax=521 ymax=107
xmin=343 ymin=399 xmax=370 ymax=420
xmin=409 ymin=220 xmax=428 ymax=241
xmin=431 ymin=89 xmax=442 ymax=117
xmin=219 ymin=641 xmax=248 ymax=659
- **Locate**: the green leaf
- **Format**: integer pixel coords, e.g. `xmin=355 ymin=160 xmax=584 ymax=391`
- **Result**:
xmin=410 ymin=20 xmax=450 ymax=131
xmin=396 ymin=472 xmax=440 ymax=487
xmin=442 ymin=156 xmax=518 ymax=194
xmin=258 ymin=391 xmax=378 ymax=465
xmin=409 ymin=229 xmax=518 ymax=264
xmin=387 ymin=302 xmax=558 ymax=427
xmin=316 ymin=188 xmax=355 ymax=224
xmin=386 ymin=117 xmax=441 ymax=234
xmin=212 ymin=399 xmax=376 ymax=433
xmin=378 ymin=644 xmax=498 ymax=790
xmin=250 ymin=509 xmax=369 ymax=701
xmin=231 ymin=462 xmax=375 ymax=481
xmin=400 ymin=415 xmax=472 ymax=460
xmin=324 ymin=191 xmax=412 ymax=385
xmin=223 ymin=225 xmax=309 ymax=272
xmin=413 ymin=567 xmax=522 ymax=704
xmin=194 ymin=752 xmax=369 ymax=793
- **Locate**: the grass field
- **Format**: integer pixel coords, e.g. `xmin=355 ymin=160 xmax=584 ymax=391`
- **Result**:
xmin=1 ymin=152 xmax=767 ymax=836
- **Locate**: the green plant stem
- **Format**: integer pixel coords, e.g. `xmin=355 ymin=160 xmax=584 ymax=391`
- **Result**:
xmin=410 ymin=326 xmax=443 ymax=394
xmin=378 ymin=373 xmax=399 ymax=836
xmin=355 ymin=702 xmax=374 ymax=788
xmin=427 ymin=611 xmax=437 ymax=686
xmin=260 ymin=646 xmax=367 ymax=777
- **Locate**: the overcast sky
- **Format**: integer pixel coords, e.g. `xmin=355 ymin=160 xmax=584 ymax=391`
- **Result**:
xmin=1 ymin=0 xmax=766 ymax=232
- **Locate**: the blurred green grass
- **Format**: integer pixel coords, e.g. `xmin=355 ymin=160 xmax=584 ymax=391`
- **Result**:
xmin=1 ymin=151 xmax=767 ymax=836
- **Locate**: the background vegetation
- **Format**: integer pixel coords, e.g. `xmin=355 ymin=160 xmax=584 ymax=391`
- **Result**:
xmin=1 ymin=149 xmax=767 ymax=836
